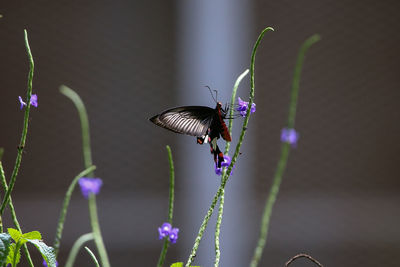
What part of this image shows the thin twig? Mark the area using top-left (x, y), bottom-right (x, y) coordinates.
top-left (65, 233), bottom-right (95, 267)
top-left (285, 253), bottom-right (323, 267)
top-left (85, 246), bottom-right (101, 267)
top-left (59, 85), bottom-right (94, 177)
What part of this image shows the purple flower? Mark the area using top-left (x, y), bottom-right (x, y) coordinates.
top-left (158, 222), bottom-right (172, 239)
top-left (280, 128), bottom-right (299, 147)
top-left (157, 222), bottom-right (179, 244)
top-left (42, 259), bottom-right (58, 267)
top-left (236, 97), bottom-right (256, 117)
top-left (18, 94), bottom-right (38, 109)
top-left (215, 155), bottom-right (235, 176)
top-left (78, 177), bottom-right (103, 198)
top-left (169, 227), bottom-right (179, 244)
top-left (30, 94), bottom-right (38, 107)
top-left (18, 96), bottom-right (26, 109)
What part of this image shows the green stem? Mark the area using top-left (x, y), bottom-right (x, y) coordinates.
top-left (65, 233), bottom-right (94, 267)
top-left (225, 69), bottom-right (250, 154)
top-left (249, 143), bottom-right (289, 267)
top-left (214, 69), bottom-right (249, 267)
top-left (0, 161), bottom-right (34, 267)
top-left (60, 85), bottom-right (109, 265)
top-left (84, 246), bottom-right (100, 267)
top-left (157, 239), bottom-right (170, 267)
top-left (0, 29), bottom-right (35, 215)
top-left (89, 195), bottom-right (110, 267)
top-left (166, 146), bottom-right (175, 224)
top-left (59, 85), bottom-right (94, 176)
top-left (53, 165), bottom-right (97, 256)
top-left (213, 189), bottom-right (224, 267)
top-left (185, 27), bottom-right (274, 267)
top-left (0, 162), bottom-right (5, 233)
top-left (249, 34), bottom-right (320, 267)
top-left (287, 34), bottom-right (321, 128)
top-left (157, 145), bottom-right (175, 267)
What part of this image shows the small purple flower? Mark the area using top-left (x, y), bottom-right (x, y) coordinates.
top-left (18, 94), bottom-right (38, 109)
top-left (42, 259), bottom-right (58, 267)
top-left (158, 222), bottom-right (172, 239)
top-left (236, 97), bottom-right (256, 117)
top-left (157, 222), bottom-right (179, 244)
top-left (30, 94), bottom-right (38, 107)
top-left (280, 128), bottom-right (299, 147)
top-left (169, 227), bottom-right (179, 244)
top-left (78, 177), bottom-right (103, 198)
top-left (18, 96), bottom-right (26, 109)
top-left (215, 155), bottom-right (235, 176)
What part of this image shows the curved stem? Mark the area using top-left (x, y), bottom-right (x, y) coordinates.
top-left (85, 246), bottom-right (100, 267)
top-left (0, 29), bottom-right (35, 215)
top-left (60, 85), bottom-right (109, 266)
top-left (65, 233), bottom-right (94, 267)
top-left (226, 69), bottom-right (250, 151)
top-left (249, 34), bottom-right (320, 267)
top-left (59, 85), bottom-right (94, 176)
top-left (185, 27), bottom-right (274, 267)
top-left (287, 34), bottom-right (321, 128)
top-left (285, 253), bottom-right (323, 267)
top-left (157, 145), bottom-right (175, 267)
top-left (53, 165), bottom-right (97, 256)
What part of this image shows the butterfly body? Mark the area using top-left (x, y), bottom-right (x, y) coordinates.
top-left (150, 102), bottom-right (230, 167)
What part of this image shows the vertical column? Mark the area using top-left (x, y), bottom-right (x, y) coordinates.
top-left (176, 0), bottom-right (254, 266)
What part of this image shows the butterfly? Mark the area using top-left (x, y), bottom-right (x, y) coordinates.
top-left (150, 102), bottom-right (231, 168)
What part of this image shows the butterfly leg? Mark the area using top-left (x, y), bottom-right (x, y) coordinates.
top-left (209, 137), bottom-right (224, 168)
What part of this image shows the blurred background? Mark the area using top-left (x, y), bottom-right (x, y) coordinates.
top-left (0, 0), bottom-right (399, 266)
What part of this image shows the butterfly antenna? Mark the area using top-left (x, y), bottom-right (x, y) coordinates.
top-left (205, 85), bottom-right (218, 104)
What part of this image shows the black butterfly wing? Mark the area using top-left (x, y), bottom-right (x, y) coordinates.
top-left (150, 106), bottom-right (216, 137)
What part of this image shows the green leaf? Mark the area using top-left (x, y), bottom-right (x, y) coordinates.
top-left (0, 233), bottom-right (11, 265)
top-left (22, 231), bottom-right (42, 241)
top-left (7, 228), bottom-right (22, 243)
top-left (6, 243), bottom-right (21, 266)
top-left (27, 239), bottom-right (57, 267)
